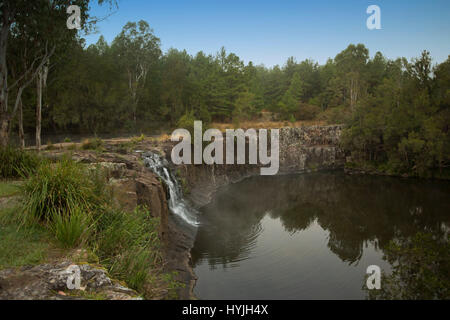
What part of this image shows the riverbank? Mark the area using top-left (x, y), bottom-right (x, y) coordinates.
top-left (2, 124), bottom-right (447, 300)
top-left (344, 161), bottom-right (450, 180)
top-left (0, 141), bottom-right (188, 299)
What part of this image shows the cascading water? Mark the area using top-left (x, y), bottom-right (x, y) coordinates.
top-left (143, 152), bottom-right (198, 227)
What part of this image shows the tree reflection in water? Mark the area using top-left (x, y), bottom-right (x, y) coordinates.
top-left (191, 172), bottom-right (450, 296)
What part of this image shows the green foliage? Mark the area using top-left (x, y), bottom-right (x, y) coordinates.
top-left (342, 52), bottom-right (450, 177)
top-left (296, 103), bottom-right (321, 120)
top-left (177, 109), bottom-right (197, 137)
top-left (94, 206), bottom-right (162, 293)
top-left (20, 157), bottom-right (99, 222)
top-left (232, 91), bottom-right (257, 125)
top-left (131, 133), bottom-right (146, 143)
top-left (367, 233), bottom-right (450, 300)
top-left (0, 147), bottom-right (40, 179)
top-left (3, 153), bottom-right (169, 297)
top-left (0, 206), bottom-right (52, 270)
top-left (49, 207), bottom-right (92, 248)
top-left (0, 181), bottom-right (20, 197)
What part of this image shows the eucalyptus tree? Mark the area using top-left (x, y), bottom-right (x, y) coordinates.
top-left (334, 44), bottom-right (369, 112)
top-left (0, 0), bottom-right (114, 147)
top-left (112, 20), bottom-right (161, 126)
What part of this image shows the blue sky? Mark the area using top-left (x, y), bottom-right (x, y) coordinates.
top-left (84, 0), bottom-right (450, 67)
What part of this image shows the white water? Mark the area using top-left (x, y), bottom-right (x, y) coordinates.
top-left (143, 152), bottom-right (198, 226)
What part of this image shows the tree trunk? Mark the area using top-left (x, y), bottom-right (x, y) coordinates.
top-left (18, 97), bottom-right (25, 149)
top-left (36, 70), bottom-right (42, 151)
top-left (0, 114), bottom-right (10, 147)
top-left (0, 7), bottom-right (11, 148)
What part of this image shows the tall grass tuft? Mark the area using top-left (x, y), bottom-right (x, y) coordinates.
top-left (94, 206), bottom-right (162, 292)
top-left (20, 157), bottom-right (100, 223)
top-left (50, 207), bottom-right (92, 248)
top-left (0, 147), bottom-right (41, 179)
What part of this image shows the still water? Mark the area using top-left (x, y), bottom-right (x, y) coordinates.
top-left (191, 172), bottom-right (450, 299)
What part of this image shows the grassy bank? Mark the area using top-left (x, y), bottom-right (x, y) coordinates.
top-left (0, 147), bottom-right (181, 299)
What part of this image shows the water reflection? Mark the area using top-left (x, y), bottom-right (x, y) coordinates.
top-left (191, 172), bottom-right (450, 299)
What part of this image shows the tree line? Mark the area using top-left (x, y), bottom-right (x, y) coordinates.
top-left (1, 2), bottom-right (449, 177)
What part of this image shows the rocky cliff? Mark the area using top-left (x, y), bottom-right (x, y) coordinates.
top-left (166, 125), bottom-right (345, 207)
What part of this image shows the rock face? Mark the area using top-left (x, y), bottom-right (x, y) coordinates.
top-left (167, 125), bottom-right (345, 207)
top-left (0, 262), bottom-right (141, 300)
top-left (278, 125), bottom-right (344, 173)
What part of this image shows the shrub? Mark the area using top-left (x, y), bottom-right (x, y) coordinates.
top-left (0, 147), bottom-right (41, 179)
top-left (316, 105), bottom-right (351, 124)
top-left (295, 103), bottom-right (321, 120)
top-left (64, 137), bottom-right (72, 143)
top-left (177, 109), bottom-right (196, 138)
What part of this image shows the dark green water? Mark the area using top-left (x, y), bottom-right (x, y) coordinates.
top-left (191, 172), bottom-right (450, 299)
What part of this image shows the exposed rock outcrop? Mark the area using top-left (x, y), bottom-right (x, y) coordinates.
top-left (164, 125), bottom-right (345, 207)
top-left (0, 262), bottom-right (141, 300)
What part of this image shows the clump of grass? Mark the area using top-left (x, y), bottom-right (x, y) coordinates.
top-left (81, 138), bottom-right (103, 151)
top-left (0, 147), bottom-right (41, 179)
top-left (20, 157), bottom-right (99, 223)
top-left (131, 133), bottom-right (146, 144)
top-left (20, 158), bottom-right (110, 249)
top-left (64, 137), bottom-right (72, 143)
top-left (50, 207), bottom-right (92, 248)
top-left (94, 206), bottom-right (162, 293)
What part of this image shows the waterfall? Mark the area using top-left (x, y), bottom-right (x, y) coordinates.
top-left (143, 152), bottom-right (198, 226)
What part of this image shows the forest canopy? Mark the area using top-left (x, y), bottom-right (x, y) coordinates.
top-left (1, 5), bottom-right (449, 178)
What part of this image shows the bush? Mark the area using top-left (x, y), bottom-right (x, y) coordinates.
top-left (0, 147), bottom-right (41, 179)
top-left (295, 103), bottom-right (321, 120)
top-left (316, 105), bottom-right (351, 124)
top-left (288, 114), bottom-right (296, 123)
top-left (20, 157), bottom-right (99, 222)
top-left (177, 109), bottom-right (196, 136)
